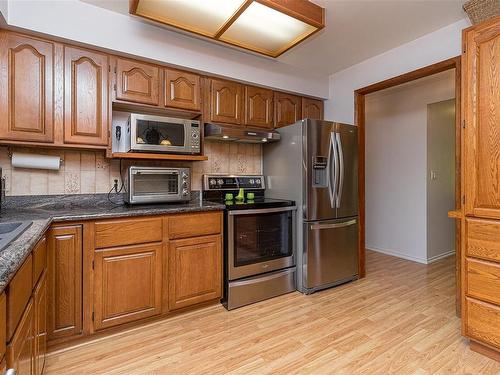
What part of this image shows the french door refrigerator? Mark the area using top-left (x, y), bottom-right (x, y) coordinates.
top-left (263, 119), bottom-right (359, 294)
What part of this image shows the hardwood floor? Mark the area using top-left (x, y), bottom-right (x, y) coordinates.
top-left (45, 251), bottom-right (500, 374)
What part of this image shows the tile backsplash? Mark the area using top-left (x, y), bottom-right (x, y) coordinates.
top-left (0, 142), bottom-right (262, 196)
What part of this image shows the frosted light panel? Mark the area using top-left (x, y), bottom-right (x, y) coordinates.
top-left (220, 2), bottom-right (317, 56)
top-left (135, 0), bottom-right (245, 36)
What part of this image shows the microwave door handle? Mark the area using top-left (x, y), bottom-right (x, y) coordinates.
top-left (335, 132), bottom-right (344, 208)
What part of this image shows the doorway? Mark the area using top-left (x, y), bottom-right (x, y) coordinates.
top-left (355, 57), bottom-right (462, 314)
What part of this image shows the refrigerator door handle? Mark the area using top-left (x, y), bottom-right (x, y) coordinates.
top-left (327, 132), bottom-right (336, 208)
top-left (309, 219), bottom-right (357, 230)
top-left (331, 132), bottom-right (339, 209)
top-left (335, 132), bottom-right (344, 208)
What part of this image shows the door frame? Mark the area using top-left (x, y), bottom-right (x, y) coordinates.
top-left (354, 56), bottom-right (462, 313)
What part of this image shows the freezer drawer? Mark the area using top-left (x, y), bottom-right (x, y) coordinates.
top-left (303, 217), bottom-right (359, 292)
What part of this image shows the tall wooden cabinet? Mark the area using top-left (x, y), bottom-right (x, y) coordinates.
top-left (0, 32), bottom-right (55, 143)
top-left (462, 15), bottom-right (500, 359)
top-left (47, 225), bottom-right (83, 341)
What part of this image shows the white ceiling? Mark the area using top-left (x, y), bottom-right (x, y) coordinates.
top-left (82, 0), bottom-right (467, 76)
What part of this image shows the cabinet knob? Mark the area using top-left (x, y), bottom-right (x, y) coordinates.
top-left (6, 369), bottom-right (17, 375)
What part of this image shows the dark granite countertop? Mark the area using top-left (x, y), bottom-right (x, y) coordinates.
top-left (0, 193), bottom-right (224, 294)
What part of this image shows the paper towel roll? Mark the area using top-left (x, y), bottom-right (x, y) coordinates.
top-left (11, 152), bottom-right (61, 170)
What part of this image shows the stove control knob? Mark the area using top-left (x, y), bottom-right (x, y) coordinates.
top-left (218, 179), bottom-right (224, 185)
top-left (249, 179), bottom-right (255, 184)
top-left (255, 178), bottom-right (261, 185)
top-left (182, 189), bottom-right (189, 196)
top-left (209, 179), bottom-right (216, 185)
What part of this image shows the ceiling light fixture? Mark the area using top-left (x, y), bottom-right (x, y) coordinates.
top-left (130, 0), bottom-right (325, 58)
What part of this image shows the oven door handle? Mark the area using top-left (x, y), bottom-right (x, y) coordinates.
top-left (230, 268), bottom-right (295, 287)
top-left (228, 206), bottom-right (297, 216)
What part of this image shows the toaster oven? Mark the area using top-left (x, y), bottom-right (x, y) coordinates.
top-left (124, 166), bottom-right (190, 204)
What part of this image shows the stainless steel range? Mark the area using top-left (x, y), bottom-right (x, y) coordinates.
top-left (203, 175), bottom-right (296, 310)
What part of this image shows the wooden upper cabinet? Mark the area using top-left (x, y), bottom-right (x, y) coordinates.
top-left (302, 97), bottom-right (324, 120)
top-left (165, 69), bottom-right (201, 111)
top-left (244, 86), bottom-right (274, 129)
top-left (47, 225), bottom-right (82, 341)
top-left (115, 58), bottom-right (159, 106)
top-left (93, 243), bottom-right (163, 330)
top-left (209, 79), bottom-right (243, 125)
top-left (274, 92), bottom-right (302, 128)
top-left (0, 32), bottom-right (54, 143)
top-left (63, 46), bottom-right (109, 146)
top-left (464, 19), bottom-right (500, 219)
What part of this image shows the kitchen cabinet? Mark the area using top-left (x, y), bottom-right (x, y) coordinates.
top-left (47, 225), bottom-right (83, 341)
top-left (0, 31), bottom-right (55, 143)
top-left (165, 69), bottom-right (201, 111)
top-left (463, 18), bottom-right (500, 220)
top-left (461, 17), bottom-right (500, 358)
top-left (274, 92), bottom-right (302, 128)
top-left (244, 86), bottom-right (274, 129)
top-left (0, 292), bottom-right (5, 364)
top-left (208, 79), bottom-right (243, 125)
top-left (6, 255), bottom-right (33, 341)
top-left (168, 235), bottom-right (222, 310)
top-left (93, 243), bottom-right (163, 330)
top-left (115, 58), bottom-right (160, 106)
top-left (33, 272), bottom-right (47, 375)
top-left (302, 97), bottom-right (324, 120)
top-left (63, 46), bottom-right (109, 146)
top-left (6, 299), bottom-right (34, 375)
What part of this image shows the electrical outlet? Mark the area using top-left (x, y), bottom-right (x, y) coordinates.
top-left (113, 179), bottom-right (119, 192)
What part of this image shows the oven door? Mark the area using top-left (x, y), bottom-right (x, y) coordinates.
top-left (130, 114), bottom-right (191, 153)
top-left (228, 206), bottom-right (296, 280)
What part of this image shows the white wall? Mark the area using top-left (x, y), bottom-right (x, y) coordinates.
top-left (365, 71), bottom-right (455, 264)
top-left (325, 19), bottom-right (470, 124)
top-left (0, 0), bottom-right (7, 23)
top-left (427, 99), bottom-right (456, 262)
top-left (3, 0), bottom-right (328, 98)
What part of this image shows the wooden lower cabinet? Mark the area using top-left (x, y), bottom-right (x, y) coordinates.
top-left (0, 357), bottom-right (5, 373)
top-left (0, 293), bottom-right (5, 362)
top-left (34, 272), bottom-right (47, 375)
top-left (168, 235), bottom-right (222, 310)
top-left (93, 243), bottom-right (163, 330)
top-left (47, 225), bottom-right (83, 341)
top-left (7, 299), bottom-right (34, 375)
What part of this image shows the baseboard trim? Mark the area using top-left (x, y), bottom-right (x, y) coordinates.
top-left (367, 246), bottom-right (428, 264)
top-left (367, 246), bottom-right (455, 265)
top-left (427, 250), bottom-right (455, 264)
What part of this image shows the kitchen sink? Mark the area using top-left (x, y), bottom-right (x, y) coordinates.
top-left (0, 221), bottom-right (33, 251)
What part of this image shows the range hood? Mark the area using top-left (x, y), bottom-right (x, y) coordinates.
top-left (204, 123), bottom-right (281, 143)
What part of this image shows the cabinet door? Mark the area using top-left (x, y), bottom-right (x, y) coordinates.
top-left (274, 92), bottom-right (302, 128)
top-left (164, 69), bottom-right (201, 111)
top-left (33, 272), bottom-right (47, 375)
top-left (0, 31), bottom-right (54, 142)
top-left (93, 243), bottom-right (163, 330)
top-left (47, 225), bottom-right (82, 341)
top-left (63, 46), bottom-right (109, 146)
top-left (115, 58), bottom-right (159, 106)
top-left (6, 299), bottom-right (34, 375)
top-left (464, 19), bottom-right (500, 219)
top-left (302, 97), bottom-right (324, 120)
top-left (169, 235), bottom-right (222, 310)
top-left (209, 79), bottom-right (243, 125)
top-left (244, 86), bottom-right (274, 129)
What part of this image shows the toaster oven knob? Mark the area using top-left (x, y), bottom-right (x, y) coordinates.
top-left (182, 172), bottom-right (188, 180)
top-left (182, 181), bottom-right (188, 188)
top-left (182, 189), bottom-right (189, 196)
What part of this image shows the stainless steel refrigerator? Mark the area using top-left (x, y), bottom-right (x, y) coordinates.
top-left (263, 119), bottom-right (359, 294)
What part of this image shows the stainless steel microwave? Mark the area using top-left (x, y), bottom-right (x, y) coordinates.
top-left (113, 113), bottom-right (200, 154)
top-left (124, 166), bottom-right (191, 204)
